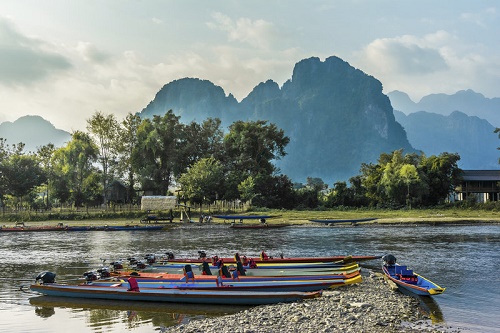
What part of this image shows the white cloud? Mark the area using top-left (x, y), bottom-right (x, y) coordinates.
top-left (0, 17), bottom-right (72, 85)
top-left (356, 30), bottom-right (500, 101)
top-left (207, 12), bottom-right (276, 49)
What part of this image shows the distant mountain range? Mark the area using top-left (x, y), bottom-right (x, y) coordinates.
top-left (1, 55), bottom-right (499, 183)
top-left (388, 89), bottom-right (500, 127)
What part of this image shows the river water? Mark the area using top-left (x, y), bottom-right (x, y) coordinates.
top-left (0, 223), bottom-right (499, 333)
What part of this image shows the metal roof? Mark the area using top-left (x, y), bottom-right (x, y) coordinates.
top-left (461, 170), bottom-right (500, 181)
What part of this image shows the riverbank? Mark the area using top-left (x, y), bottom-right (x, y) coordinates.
top-left (162, 270), bottom-right (461, 333)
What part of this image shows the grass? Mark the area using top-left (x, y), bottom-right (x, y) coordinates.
top-left (1, 206), bottom-right (499, 227)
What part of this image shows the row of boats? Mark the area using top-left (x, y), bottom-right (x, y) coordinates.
top-left (28, 252), bottom-right (445, 306)
top-left (1, 223), bottom-right (165, 232)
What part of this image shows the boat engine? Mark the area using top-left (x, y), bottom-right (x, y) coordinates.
top-left (83, 270), bottom-right (98, 281)
top-left (145, 254), bottom-right (156, 264)
top-left (35, 271), bottom-right (56, 284)
top-left (382, 254), bottom-right (397, 265)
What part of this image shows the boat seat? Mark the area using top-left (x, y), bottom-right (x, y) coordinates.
top-left (394, 266), bottom-right (406, 274)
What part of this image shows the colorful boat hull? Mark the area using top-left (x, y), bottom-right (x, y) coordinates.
top-left (30, 284), bottom-right (322, 305)
top-left (382, 264), bottom-right (445, 296)
top-left (86, 274), bottom-right (362, 292)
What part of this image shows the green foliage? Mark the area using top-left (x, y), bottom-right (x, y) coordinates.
top-left (178, 157), bottom-right (224, 205)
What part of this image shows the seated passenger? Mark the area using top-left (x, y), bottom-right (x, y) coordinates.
top-left (127, 277), bottom-right (140, 292)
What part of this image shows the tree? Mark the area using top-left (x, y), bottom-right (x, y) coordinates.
top-left (178, 157), bottom-right (224, 207)
top-left (87, 111), bottom-right (120, 207)
top-left (134, 111), bottom-right (183, 195)
top-left (418, 153), bottom-right (461, 205)
top-left (36, 143), bottom-right (55, 208)
top-left (238, 176), bottom-right (256, 204)
top-left (2, 152), bottom-right (46, 209)
top-left (116, 113), bottom-right (142, 203)
top-left (224, 120), bottom-right (289, 177)
top-left (223, 120), bottom-right (289, 200)
top-left (400, 164), bottom-right (420, 208)
top-left (52, 131), bottom-right (100, 207)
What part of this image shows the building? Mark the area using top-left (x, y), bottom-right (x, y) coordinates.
top-left (455, 170), bottom-right (500, 202)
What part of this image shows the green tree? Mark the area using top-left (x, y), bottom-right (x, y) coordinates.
top-left (418, 153), bottom-right (461, 205)
top-left (2, 151), bottom-right (46, 209)
top-left (116, 113), bottom-right (142, 203)
top-left (134, 111), bottom-right (183, 195)
top-left (36, 143), bottom-right (56, 208)
top-left (178, 157), bottom-right (224, 206)
top-left (223, 120), bottom-right (289, 202)
top-left (52, 131), bottom-right (100, 207)
top-left (238, 176), bottom-right (256, 204)
top-left (224, 120), bottom-right (289, 177)
top-left (400, 164), bottom-right (420, 208)
top-left (87, 111), bottom-right (120, 207)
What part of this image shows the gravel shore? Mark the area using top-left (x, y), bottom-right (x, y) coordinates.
top-left (162, 270), bottom-right (462, 333)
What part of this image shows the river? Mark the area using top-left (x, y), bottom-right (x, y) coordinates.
top-left (0, 223), bottom-right (499, 333)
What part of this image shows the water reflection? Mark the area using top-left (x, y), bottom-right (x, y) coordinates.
top-left (1, 225), bottom-right (498, 332)
top-left (29, 296), bottom-right (250, 328)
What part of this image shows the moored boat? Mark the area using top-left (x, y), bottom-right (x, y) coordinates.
top-left (309, 218), bottom-right (377, 224)
top-left (86, 274), bottom-right (362, 292)
top-left (29, 283), bottom-right (322, 305)
top-left (160, 253), bottom-right (380, 264)
top-left (381, 254), bottom-right (445, 296)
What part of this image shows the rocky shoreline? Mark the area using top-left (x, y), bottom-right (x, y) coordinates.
top-left (162, 270), bottom-right (462, 333)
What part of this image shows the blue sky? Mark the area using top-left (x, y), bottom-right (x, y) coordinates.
top-left (0, 1), bottom-right (498, 131)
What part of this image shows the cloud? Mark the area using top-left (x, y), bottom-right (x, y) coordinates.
top-left (207, 12), bottom-right (276, 49)
top-left (75, 42), bottom-right (110, 63)
top-left (360, 32), bottom-right (449, 76)
top-left (0, 17), bottom-right (72, 85)
top-left (355, 30), bottom-right (500, 101)
top-left (460, 7), bottom-right (497, 28)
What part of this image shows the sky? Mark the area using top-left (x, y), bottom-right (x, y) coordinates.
top-left (0, 0), bottom-right (499, 132)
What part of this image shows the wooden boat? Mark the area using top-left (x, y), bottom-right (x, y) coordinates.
top-left (229, 223), bottom-right (290, 229)
top-left (162, 254), bottom-right (380, 264)
top-left (0, 224), bottom-right (164, 232)
top-left (119, 262), bottom-right (361, 277)
top-left (30, 283), bottom-right (322, 305)
top-left (381, 254), bottom-right (445, 296)
top-left (213, 215), bottom-right (274, 222)
top-left (309, 218), bottom-right (377, 224)
top-left (86, 274), bottom-right (362, 292)
top-left (0, 223), bottom-right (67, 232)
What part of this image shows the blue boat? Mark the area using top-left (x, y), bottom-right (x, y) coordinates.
top-left (381, 254), bottom-right (445, 296)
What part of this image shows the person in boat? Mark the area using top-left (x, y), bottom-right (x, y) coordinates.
top-left (248, 258), bottom-right (257, 268)
top-left (127, 277), bottom-right (140, 292)
top-left (230, 266), bottom-right (240, 281)
top-left (234, 252), bottom-right (241, 262)
top-left (216, 269), bottom-right (224, 287)
top-left (183, 265), bottom-right (195, 282)
top-left (260, 250), bottom-right (273, 260)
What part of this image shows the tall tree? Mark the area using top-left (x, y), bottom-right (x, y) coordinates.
top-left (223, 120), bottom-right (289, 201)
top-left (134, 111), bottom-right (183, 195)
top-left (87, 111), bottom-right (120, 207)
top-left (116, 113), bottom-right (142, 203)
top-left (36, 143), bottom-right (56, 208)
top-left (52, 131), bottom-right (99, 207)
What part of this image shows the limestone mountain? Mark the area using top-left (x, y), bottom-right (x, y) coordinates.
top-left (388, 90), bottom-right (500, 127)
top-left (394, 110), bottom-right (498, 170)
top-left (140, 56), bottom-right (415, 183)
top-left (0, 115), bottom-right (71, 153)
